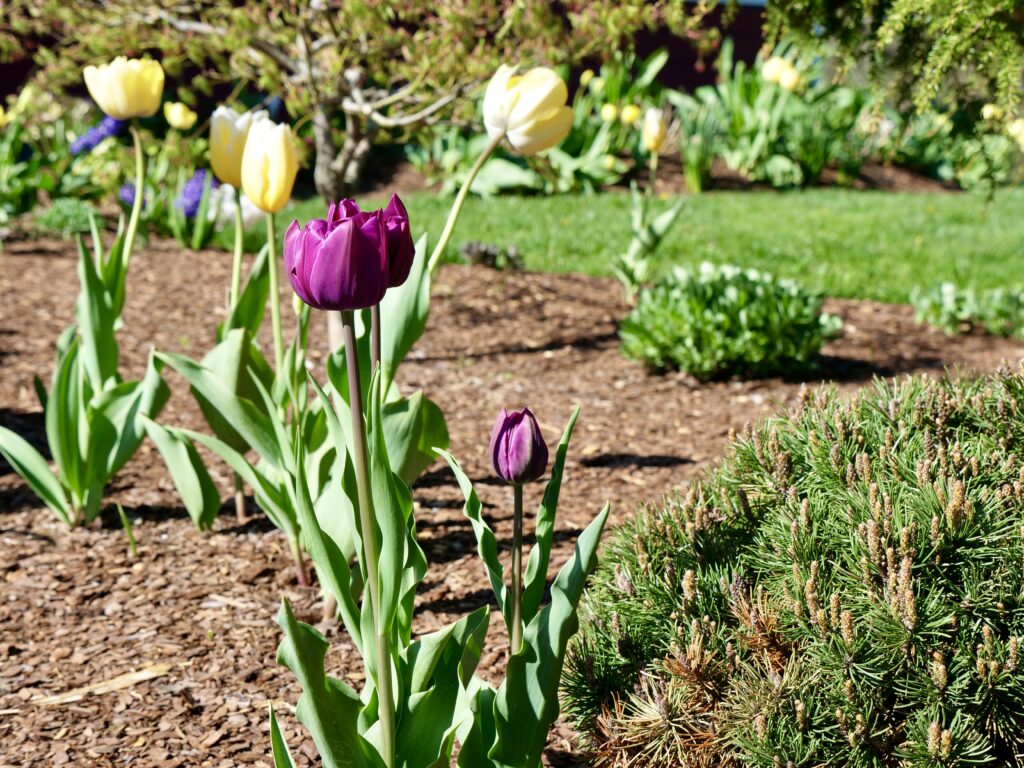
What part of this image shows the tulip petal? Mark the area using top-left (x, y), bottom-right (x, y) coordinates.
top-left (507, 106), bottom-right (573, 155)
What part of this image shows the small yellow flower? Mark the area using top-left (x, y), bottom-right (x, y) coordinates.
top-left (590, 76), bottom-right (606, 93)
top-left (620, 104), bottom-right (642, 126)
top-left (600, 103), bottom-right (619, 123)
top-left (1008, 118), bottom-right (1024, 150)
top-left (778, 64), bottom-right (802, 93)
top-left (580, 69), bottom-right (595, 88)
top-left (241, 119), bottom-right (299, 214)
top-left (164, 101), bottom-right (198, 131)
top-left (83, 57), bottom-right (164, 120)
top-left (761, 56), bottom-right (787, 85)
top-left (602, 154), bottom-right (617, 170)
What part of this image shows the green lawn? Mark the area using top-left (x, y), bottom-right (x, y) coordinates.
top-left (234, 187), bottom-right (1024, 304)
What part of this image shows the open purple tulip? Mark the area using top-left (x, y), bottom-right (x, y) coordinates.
top-left (489, 407), bottom-right (549, 485)
top-left (284, 205), bottom-right (388, 311)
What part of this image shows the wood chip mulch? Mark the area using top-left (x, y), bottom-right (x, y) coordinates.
top-left (1, 234), bottom-right (1022, 766)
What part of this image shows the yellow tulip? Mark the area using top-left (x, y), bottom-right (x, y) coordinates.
top-left (761, 56), bottom-right (787, 85)
top-left (642, 107), bottom-right (669, 154)
top-left (240, 119), bottom-right (299, 214)
top-left (580, 69), bottom-right (595, 88)
top-left (83, 57), bottom-right (164, 120)
top-left (600, 103), bottom-right (619, 123)
top-left (163, 101), bottom-right (197, 131)
top-left (620, 104), bottom-right (642, 126)
top-left (210, 106), bottom-right (268, 188)
top-left (981, 103), bottom-right (1004, 123)
top-left (482, 65), bottom-right (573, 155)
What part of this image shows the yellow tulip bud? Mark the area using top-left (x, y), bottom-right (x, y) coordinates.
top-left (642, 107), bottom-right (669, 154)
top-left (163, 101), bottom-right (198, 131)
top-left (620, 104), bottom-right (642, 126)
top-left (591, 77), bottom-right (606, 93)
top-left (210, 106), bottom-right (268, 189)
top-left (602, 154), bottom-right (617, 171)
top-left (83, 57), bottom-right (164, 120)
top-left (240, 119), bottom-right (299, 214)
top-left (600, 103), bottom-right (619, 123)
top-left (778, 65), bottom-right (802, 93)
top-left (580, 69), bottom-right (595, 88)
top-left (483, 64), bottom-right (573, 155)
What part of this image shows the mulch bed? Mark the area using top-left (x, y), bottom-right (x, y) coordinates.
top-left (1, 234), bottom-right (1023, 767)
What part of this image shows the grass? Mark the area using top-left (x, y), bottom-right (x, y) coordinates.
top-left (220, 187), bottom-right (1024, 304)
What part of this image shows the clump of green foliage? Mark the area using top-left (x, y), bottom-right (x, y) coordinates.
top-left (912, 282), bottom-right (1024, 339)
top-left (565, 368), bottom-right (1024, 767)
top-left (619, 262), bottom-right (841, 380)
top-left (34, 197), bottom-right (97, 236)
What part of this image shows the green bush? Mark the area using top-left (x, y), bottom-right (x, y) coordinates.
top-left (912, 282), bottom-right (1024, 338)
top-left (564, 369), bottom-right (1024, 767)
top-left (34, 198), bottom-right (98, 236)
top-left (619, 262), bottom-right (841, 380)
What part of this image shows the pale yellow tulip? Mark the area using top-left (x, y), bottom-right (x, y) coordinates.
top-left (761, 56), bottom-right (787, 85)
top-left (483, 65), bottom-right (574, 155)
top-left (600, 103), bottom-right (619, 123)
top-left (620, 104), bottom-right (642, 126)
top-left (83, 57), bottom-right (164, 120)
top-left (240, 119), bottom-right (299, 214)
top-left (210, 106), bottom-right (268, 188)
top-left (642, 107), bottom-right (669, 154)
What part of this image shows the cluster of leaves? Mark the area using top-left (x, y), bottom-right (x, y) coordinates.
top-left (766, 0), bottom-right (1024, 115)
top-left (912, 282), bottom-right (1024, 339)
top-left (565, 368), bottom-right (1024, 767)
top-left (619, 262), bottom-right (841, 380)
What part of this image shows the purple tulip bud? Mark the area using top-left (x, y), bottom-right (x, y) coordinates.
top-left (382, 193), bottom-right (414, 288)
top-left (285, 206), bottom-right (389, 311)
top-left (489, 407), bottom-right (549, 485)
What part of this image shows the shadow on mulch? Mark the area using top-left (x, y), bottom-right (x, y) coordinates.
top-left (581, 452), bottom-right (691, 469)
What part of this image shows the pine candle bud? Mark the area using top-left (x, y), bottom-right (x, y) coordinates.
top-left (931, 651), bottom-right (948, 690)
top-left (489, 407), bottom-right (549, 485)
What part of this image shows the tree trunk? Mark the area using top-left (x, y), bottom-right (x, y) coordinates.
top-left (311, 107), bottom-right (375, 204)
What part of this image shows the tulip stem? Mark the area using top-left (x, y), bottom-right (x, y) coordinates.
top-left (648, 152), bottom-right (659, 196)
top-left (427, 132), bottom-right (504, 274)
top-left (341, 309), bottom-right (395, 768)
top-left (370, 303), bottom-right (382, 376)
top-left (234, 472), bottom-right (247, 525)
top-left (511, 483), bottom-right (524, 655)
top-left (122, 125), bottom-right (146, 271)
top-left (266, 213), bottom-right (285, 374)
top-left (229, 187), bottom-right (244, 309)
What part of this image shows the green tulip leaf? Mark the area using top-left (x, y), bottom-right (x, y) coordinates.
top-left (0, 425), bottom-right (70, 522)
top-left (141, 416), bottom-right (220, 531)
top-left (219, 244), bottom-right (270, 339)
top-left (275, 599), bottom-right (385, 768)
top-left (382, 390), bottom-right (449, 485)
top-left (380, 233), bottom-right (430, 391)
top-left (489, 504), bottom-right (609, 768)
top-left (45, 339), bottom-right (84, 503)
top-left (269, 706), bottom-right (297, 768)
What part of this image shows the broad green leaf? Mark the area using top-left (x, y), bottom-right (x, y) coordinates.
top-left (275, 599), bottom-right (385, 768)
top-left (291, 437), bottom-right (363, 654)
top-left (157, 348), bottom-right (281, 464)
top-left (75, 234), bottom-right (119, 390)
top-left (455, 683), bottom-right (497, 768)
top-left (195, 328), bottom-right (274, 453)
top-left (219, 244), bottom-right (270, 339)
top-left (379, 233), bottom-right (429, 391)
top-left (0, 425), bottom-right (70, 522)
top-left (190, 173), bottom-right (214, 251)
top-left (489, 505), bottom-right (609, 768)
top-left (382, 391), bottom-right (449, 485)
top-left (45, 339), bottom-right (84, 501)
top-left (395, 606), bottom-right (490, 768)
top-left (269, 706), bottom-right (297, 768)
top-left (141, 416), bottom-right (220, 530)
top-left (521, 406), bottom-right (579, 624)
top-left (438, 450), bottom-right (508, 627)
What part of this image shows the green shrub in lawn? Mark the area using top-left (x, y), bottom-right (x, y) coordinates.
top-left (619, 262), bottom-right (841, 380)
top-left (564, 369), bottom-right (1024, 768)
top-left (912, 282), bottom-right (1024, 339)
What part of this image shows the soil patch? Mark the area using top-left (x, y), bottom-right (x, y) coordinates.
top-left (1, 236), bottom-right (1022, 766)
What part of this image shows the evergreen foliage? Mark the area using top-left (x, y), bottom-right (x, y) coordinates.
top-left (566, 368), bottom-right (1024, 767)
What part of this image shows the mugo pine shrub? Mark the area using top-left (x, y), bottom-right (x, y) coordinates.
top-left (619, 262), bottom-right (841, 380)
top-left (564, 368), bottom-right (1024, 767)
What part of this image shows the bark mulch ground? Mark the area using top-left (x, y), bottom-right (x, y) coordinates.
top-left (1, 234), bottom-right (1022, 767)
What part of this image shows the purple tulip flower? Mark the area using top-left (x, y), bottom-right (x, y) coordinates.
top-left (489, 407), bottom-right (549, 485)
top-left (284, 202), bottom-right (389, 311)
top-left (381, 193), bottom-right (414, 288)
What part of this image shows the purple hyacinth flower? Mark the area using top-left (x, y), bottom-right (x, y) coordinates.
top-left (284, 205), bottom-right (389, 311)
top-left (489, 407), bottom-right (549, 485)
top-left (176, 169), bottom-right (218, 219)
top-left (118, 182), bottom-right (137, 207)
top-left (70, 116), bottom-right (125, 156)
